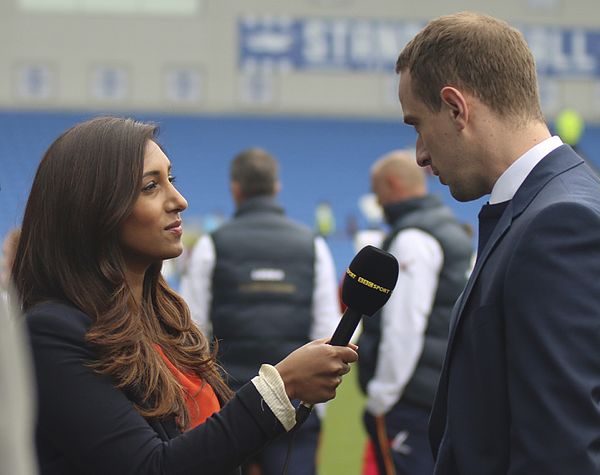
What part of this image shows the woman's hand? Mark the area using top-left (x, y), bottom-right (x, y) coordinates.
top-left (274, 338), bottom-right (358, 404)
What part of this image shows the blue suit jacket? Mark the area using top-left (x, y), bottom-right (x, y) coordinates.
top-left (429, 145), bottom-right (600, 474)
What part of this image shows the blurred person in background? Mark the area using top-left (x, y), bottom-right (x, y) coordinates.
top-left (358, 150), bottom-right (472, 475)
top-left (180, 148), bottom-right (341, 475)
top-left (315, 200), bottom-right (336, 238)
top-left (13, 117), bottom-right (357, 475)
top-left (0, 288), bottom-right (37, 475)
top-left (554, 107), bottom-right (600, 175)
top-left (1, 227), bottom-right (21, 294)
top-left (397, 12), bottom-right (600, 473)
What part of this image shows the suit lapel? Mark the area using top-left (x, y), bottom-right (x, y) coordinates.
top-left (446, 204), bottom-right (513, 344)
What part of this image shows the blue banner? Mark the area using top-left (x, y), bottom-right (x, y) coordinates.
top-left (239, 16), bottom-right (600, 78)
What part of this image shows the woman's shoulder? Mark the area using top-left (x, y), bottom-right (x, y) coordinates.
top-left (25, 300), bottom-right (92, 339)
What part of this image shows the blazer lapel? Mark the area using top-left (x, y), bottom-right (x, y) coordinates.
top-left (447, 205), bottom-right (513, 341)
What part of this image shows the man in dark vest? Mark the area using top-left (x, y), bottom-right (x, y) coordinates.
top-left (180, 148), bottom-right (340, 475)
top-left (358, 149), bottom-right (473, 475)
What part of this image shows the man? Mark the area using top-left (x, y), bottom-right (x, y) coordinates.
top-left (180, 148), bottom-right (340, 475)
top-left (358, 150), bottom-right (472, 475)
top-left (396, 12), bottom-right (600, 474)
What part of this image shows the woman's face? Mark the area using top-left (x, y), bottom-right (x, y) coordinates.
top-left (119, 141), bottom-right (188, 273)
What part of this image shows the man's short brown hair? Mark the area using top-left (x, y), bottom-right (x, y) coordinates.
top-left (230, 148), bottom-right (278, 198)
top-left (396, 12), bottom-right (544, 123)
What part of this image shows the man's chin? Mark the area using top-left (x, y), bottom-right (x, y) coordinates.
top-left (449, 185), bottom-right (484, 203)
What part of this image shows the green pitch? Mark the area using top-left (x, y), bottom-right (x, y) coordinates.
top-left (318, 367), bottom-right (367, 475)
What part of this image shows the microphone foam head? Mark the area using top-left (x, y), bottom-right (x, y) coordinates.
top-left (341, 245), bottom-right (399, 316)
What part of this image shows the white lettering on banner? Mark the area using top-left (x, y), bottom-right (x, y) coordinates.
top-left (572, 31), bottom-right (595, 72)
top-left (331, 20), bottom-right (348, 64)
top-left (240, 16), bottom-right (600, 77)
top-left (301, 19), bottom-right (423, 70)
top-left (303, 20), bottom-right (328, 64)
top-left (521, 26), bottom-right (597, 76)
top-left (349, 21), bottom-right (372, 65)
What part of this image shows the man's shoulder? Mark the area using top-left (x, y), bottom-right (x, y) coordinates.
top-left (218, 212), bottom-right (314, 237)
top-left (529, 170), bottom-right (600, 217)
top-left (280, 216), bottom-right (314, 235)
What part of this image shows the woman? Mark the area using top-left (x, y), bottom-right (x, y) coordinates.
top-left (12, 117), bottom-right (356, 474)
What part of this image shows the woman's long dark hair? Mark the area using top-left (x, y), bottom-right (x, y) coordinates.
top-left (13, 116), bottom-right (232, 428)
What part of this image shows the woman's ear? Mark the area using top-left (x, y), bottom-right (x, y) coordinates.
top-left (440, 86), bottom-right (468, 130)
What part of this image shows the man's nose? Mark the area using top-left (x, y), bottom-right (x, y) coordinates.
top-left (415, 136), bottom-right (430, 167)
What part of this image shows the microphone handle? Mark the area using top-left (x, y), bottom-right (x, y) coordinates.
top-left (329, 307), bottom-right (364, 346)
top-left (295, 308), bottom-right (365, 427)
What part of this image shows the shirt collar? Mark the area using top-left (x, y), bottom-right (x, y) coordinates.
top-left (489, 135), bottom-right (563, 204)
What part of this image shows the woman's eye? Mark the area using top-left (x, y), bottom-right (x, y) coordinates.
top-left (142, 181), bottom-right (157, 192)
top-left (168, 175), bottom-right (176, 184)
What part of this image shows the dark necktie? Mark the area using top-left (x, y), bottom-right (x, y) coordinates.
top-left (477, 201), bottom-right (510, 258)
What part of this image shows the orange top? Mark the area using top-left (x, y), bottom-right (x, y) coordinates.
top-left (154, 345), bottom-right (221, 430)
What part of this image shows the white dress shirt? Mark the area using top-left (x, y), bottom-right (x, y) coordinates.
top-left (489, 136), bottom-right (563, 204)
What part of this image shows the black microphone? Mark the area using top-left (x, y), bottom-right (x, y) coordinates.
top-left (295, 245), bottom-right (399, 426)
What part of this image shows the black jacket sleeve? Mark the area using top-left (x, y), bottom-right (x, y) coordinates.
top-left (26, 301), bottom-right (285, 475)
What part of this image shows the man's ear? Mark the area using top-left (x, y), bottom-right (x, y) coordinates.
top-left (440, 86), bottom-right (468, 130)
top-left (230, 181), bottom-right (243, 204)
top-left (386, 173), bottom-right (400, 191)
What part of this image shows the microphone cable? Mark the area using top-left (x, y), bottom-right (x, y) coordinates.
top-left (281, 403), bottom-right (312, 475)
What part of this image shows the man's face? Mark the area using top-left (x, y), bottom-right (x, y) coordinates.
top-left (398, 70), bottom-right (483, 202)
